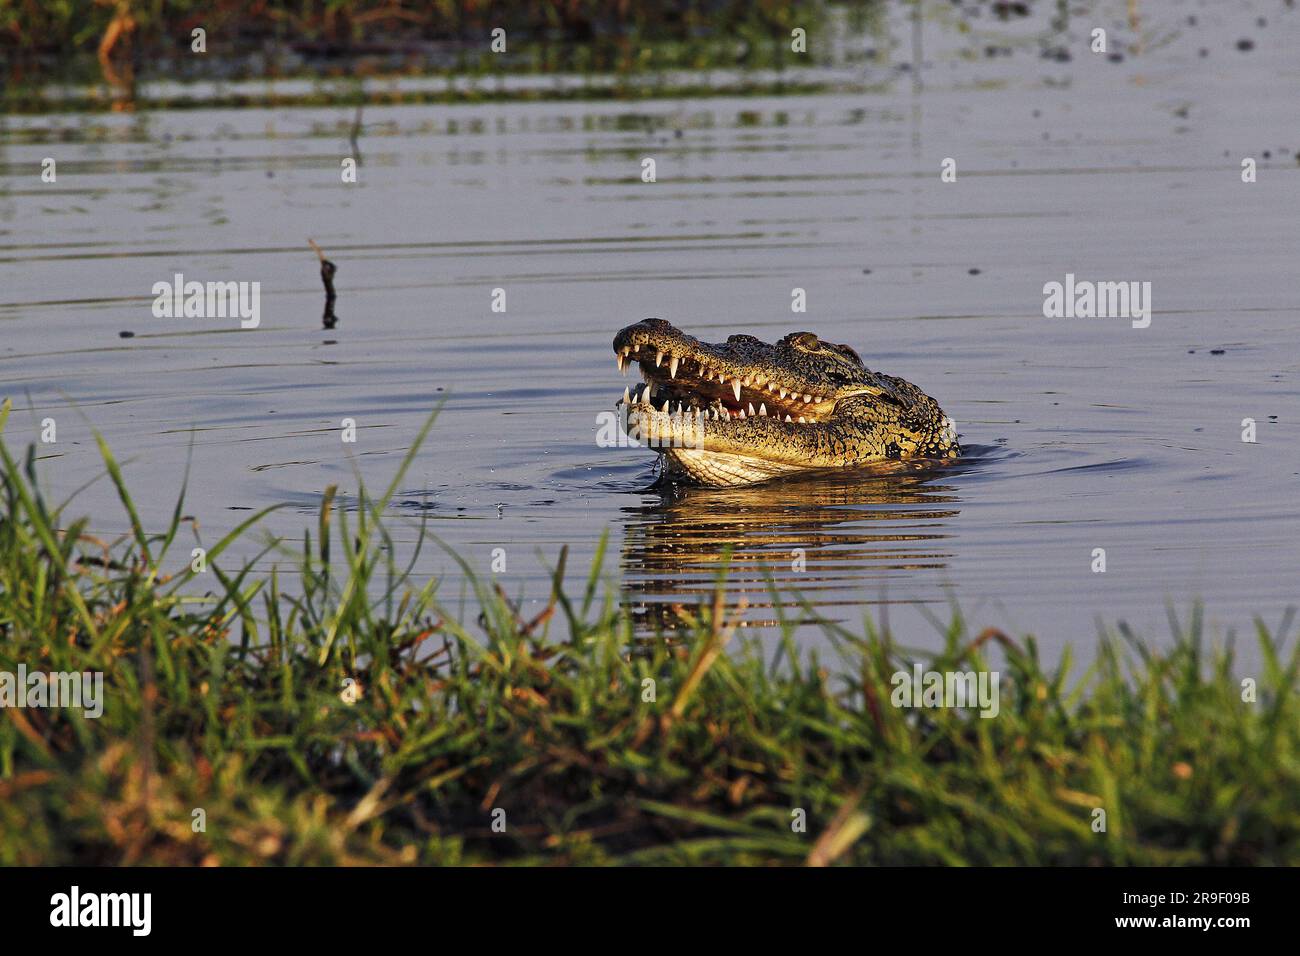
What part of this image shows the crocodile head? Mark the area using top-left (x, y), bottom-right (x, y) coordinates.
top-left (612, 318), bottom-right (959, 487)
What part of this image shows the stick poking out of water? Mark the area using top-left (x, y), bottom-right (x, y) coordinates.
top-left (308, 239), bottom-right (339, 330)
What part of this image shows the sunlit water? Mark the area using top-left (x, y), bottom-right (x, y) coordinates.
top-left (1, 0), bottom-right (1296, 663)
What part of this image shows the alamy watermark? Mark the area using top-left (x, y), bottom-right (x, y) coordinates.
top-left (0, 666), bottom-right (103, 718)
top-left (151, 272), bottom-right (260, 328)
top-left (1042, 273), bottom-right (1151, 328)
top-left (50, 886), bottom-right (150, 936)
top-left (891, 664), bottom-right (1000, 718)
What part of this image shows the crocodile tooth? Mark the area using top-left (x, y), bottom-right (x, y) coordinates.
top-left (661, 399), bottom-right (670, 413)
top-left (732, 379), bottom-right (742, 402)
top-left (803, 394), bottom-right (813, 403)
top-left (759, 403), bottom-right (767, 416)
top-left (742, 376), bottom-right (751, 387)
top-left (784, 415), bottom-right (792, 423)
top-left (779, 388), bottom-right (788, 399)
top-left (669, 355), bottom-right (680, 379)
top-left (616, 355), bottom-right (626, 373)
top-left (622, 387), bottom-right (630, 404)
top-left (738, 409), bottom-right (746, 419)
top-left (747, 403), bottom-right (756, 415)
top-left (798, 416), bottom-right (807, 423)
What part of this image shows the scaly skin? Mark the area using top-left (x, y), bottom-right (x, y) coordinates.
top-left (612, 318), bottom-right (959, 486)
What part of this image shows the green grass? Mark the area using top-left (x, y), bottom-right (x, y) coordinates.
top-left (0, 401), bottom-right (1297, 865)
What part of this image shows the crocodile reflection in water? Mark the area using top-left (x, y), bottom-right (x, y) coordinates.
top-left (617, 463), bottom-right (963, 637)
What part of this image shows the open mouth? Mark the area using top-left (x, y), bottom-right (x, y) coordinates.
top-left (613, 340), bottom-right (835, 424)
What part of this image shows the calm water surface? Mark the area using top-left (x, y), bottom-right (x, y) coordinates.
top-left (1, 1), bottom-right (1297, 661)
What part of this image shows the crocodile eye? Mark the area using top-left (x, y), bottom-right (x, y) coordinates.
top-left (787, 332), bottom-right (819, 350)
top-left (829, 342), bottom-right (862, 366)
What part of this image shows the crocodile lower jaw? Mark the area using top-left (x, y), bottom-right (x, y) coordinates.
top-left (662, 448), bottom-right (805, 486)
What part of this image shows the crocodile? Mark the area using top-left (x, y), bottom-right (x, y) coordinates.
top-left (612, 318), bottom-right (959, 487)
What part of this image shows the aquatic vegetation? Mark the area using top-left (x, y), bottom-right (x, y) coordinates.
top-left (0, 402), bottom-right (1296, 865)
top-left (0, 0), bottom-right (856, 97)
